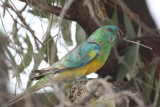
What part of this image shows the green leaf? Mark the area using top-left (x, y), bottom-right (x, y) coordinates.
top-left (141, 66), bottom-right (156, 103)
top-left (29, 9), bottom-right (50, 18)
top-left (25, 34), bottom-right (33, 54)
top-left (46, 0), bottom-right (53, 4)
top-left (124, 12), bottom-right (135, 39)
top-left (6, 47), bottom-right (16, 65)
top-left (27, 46), bottom-right (46, 88)
top-left (33, 47), bottom-right (46, 71)
top-left (103, 9), bottom-right (118, 25)
top-left (60, 0), bottom-right (65, 7)
top-left (45, 35), bottom-right (58, 65)
top-left (16, 35), bottom-right (33, 74)
top-left (117, 44), bottom-right (139, 80)
top-left (76, 24), bottom-right (86, 45)
top-left (154, 79), bottom-right (160, 106)
top-left (0, 30), bottom-right (6, 37)
top-left (2, 6), bottom-right (6, 17)
top-left (18, 54), bottom-right (32, 72)
top-left (111, 9), bottom-right (118, 24)
top-left (0, 31), bottom-right (9, 45)
top-left (117, 13), bottom-right (140, 80)
top-left (61, 19), bottom-right (73, 46)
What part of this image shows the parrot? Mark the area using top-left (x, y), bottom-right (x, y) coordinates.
top-left (0, 25), bottom-right (120, 107)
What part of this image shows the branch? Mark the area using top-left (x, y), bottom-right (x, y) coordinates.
top-left (116, 0), bottom-right (156, 34)
top-left (19, 0), bottom-right (76, 21)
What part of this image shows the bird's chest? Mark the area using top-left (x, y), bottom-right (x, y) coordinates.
top-left (74, 59), bottom-right (103, 76)
top-left (85, 59), bottom-right (103, 75)
top-left (84, 51), bottom-right (109, 74)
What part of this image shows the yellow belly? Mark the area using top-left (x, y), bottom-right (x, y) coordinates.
top-left (52, 60), bottom-right (103, 82)
top-left (74, 59), bottom-right (102, 76)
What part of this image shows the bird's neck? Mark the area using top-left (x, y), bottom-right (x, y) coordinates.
top-left (88, 36), bottom-right (112, 63)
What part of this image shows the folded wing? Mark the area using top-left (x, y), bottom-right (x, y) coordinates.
top-left (32, 42), bottom-right (100, 80)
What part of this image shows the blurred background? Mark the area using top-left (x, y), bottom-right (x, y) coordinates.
top-left (0, 0), bottom-right (160, 106)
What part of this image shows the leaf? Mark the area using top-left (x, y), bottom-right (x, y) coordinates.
top-left (117, 13), bottom-right (140, 80)
top-left (45, 35), bottom-right (58, 65)
top-left (141, 66), bottom-right (156, 103)
top-left (0, 31), bottom-right (9, 45)
top-left (27, 46), bottom-right (46, 88)
top-left (12, 35), bottom-right (33, 86)
top-left (124, 12), bottom-right (135, 39)
top-left (153, 78), bottom-right (160, 106)
top-left (76, 24), bottom-right (86, 45)
top-left (46, 0), bottom-right (53, 4)
top-left (61, 19), bottom-right (73, 46)
top-left (29, 9), bottom-right (50, 18)
top-left (111, 9), bottom-right (118, 24)
top-left (33, 47), bottom-right (46, 71)
top-left (59, 0), bottom-right (65, 7)
top-left (25, 34), bottom-right (33, 55)
top-left (117, 44), bottom-right (139, 80)
top-left (6, 47), bottom-right (16, 65)
top-left (0, 31), bottom-right (5, 37)
top-left (17, 35), bottom-right (33, 74)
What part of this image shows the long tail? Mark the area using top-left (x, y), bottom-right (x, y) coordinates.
top-left (0, 76), bottom-right (49, 107)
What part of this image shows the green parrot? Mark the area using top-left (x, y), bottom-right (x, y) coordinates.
top-left (1, 25), bottom-right (120, 107)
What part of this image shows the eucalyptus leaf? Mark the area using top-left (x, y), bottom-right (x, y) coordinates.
top-left (61, 20), bottom-right (73, 46)
top-left (6, 47), bottom-right (16, 65)
top-left (33, 47), bottom-right (46, 71)
top-left (117, 44), bottom-right (139, 80)
top-left (0, 31), bottom-right (9, 45)
top-left (29, 9), bottom-right (50, 18)
top-left (46, 0), bottom-right (53, 4)
top-left (124, 12), bottom-right (135, 39)
top-left (142, 66), bottom-right (156, 103)
top-left (154, 79), bottom-right (160, 106)
top-left (76, 24), bottom-right (86, 45)
top-left (17, 35), bottom-right (33, 74)
top-left (45, 35), bottom-right (58, 65)
top-left (0, 31), bottom-right (6, 37)
top-left (25, 34), bottom-right (33, 54)
top-left (103, 9), bottom-right (118, 25)
top-left (3, 7), bottom-right (6, 17)
top-left (27, 46), bottom-right (46, 88)
top-left (60, 0), bottom-right (65, 7)
top-left (117, 13), bottom-right (140, 80)
top-left (111, 9), bottom-right (118, 24)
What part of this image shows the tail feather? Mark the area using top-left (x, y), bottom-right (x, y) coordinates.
top-left (31, 69), bottom-right (53, 80)
top-left (1, 91), bottom-right (29, 107)
top-left (31, 70), bottom-right (49, 80)
top-left (0, 77), bottom-right (48, 107)
top-left (31, 67), bottom-right (65, 80)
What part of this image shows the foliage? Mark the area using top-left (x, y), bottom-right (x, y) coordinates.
top-left (0, 0), bottom-right (159, 106)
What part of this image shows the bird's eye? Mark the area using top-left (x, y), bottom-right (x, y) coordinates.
top-left (107, 28), bottom-right (113, 32)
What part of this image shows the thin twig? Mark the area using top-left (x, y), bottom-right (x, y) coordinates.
top-left (83, 0), bottom-right (102, 27)
top-left (2, 1), bottom-right (43, 47)
top-left (123, 38), bottom-right (153, 50)
top-left (114, 91), bottom-right (145, 107)
top-left (19, 0), bottom-right (75, 20)
top-left (116, 0), bottom-right (155, 34)
top-left (58, 0), bottom-right (75, 26)
top-left (46, 14), bottom-right (54, 64)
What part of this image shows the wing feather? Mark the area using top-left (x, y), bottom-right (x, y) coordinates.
top-left (32, 42), bottom-right (100, 80)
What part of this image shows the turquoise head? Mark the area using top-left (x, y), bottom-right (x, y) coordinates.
top-left (101, 25), bottom-right (120, 42)
top-left (91, 25), bottom-right (120, 43)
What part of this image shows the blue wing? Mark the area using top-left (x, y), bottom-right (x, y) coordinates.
top-left (31, 42), bottom-right (100, 80)
top-left (62, 42), bottom-right (100, 68)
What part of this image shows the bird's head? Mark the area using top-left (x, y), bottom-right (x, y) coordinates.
top-left (102, 25), bottom-right (120, 42)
